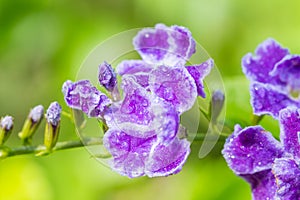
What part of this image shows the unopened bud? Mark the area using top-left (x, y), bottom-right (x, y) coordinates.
top-left (0, 116), bottom-right (14, 145)
top-left (209, 90), bottom-right (225, 123)
top-left (98, 61), bottom-right (117, 92)
top-left (44, 102), bottom-right (61, 150)
top-left (19, 105), bottom-right (44, 143)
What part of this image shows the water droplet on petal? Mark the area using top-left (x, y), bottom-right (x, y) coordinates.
top-left (257, 87), bottom-right (266, 98)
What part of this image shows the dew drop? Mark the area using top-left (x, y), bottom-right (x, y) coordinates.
top-left (258, 161), bottom-right (262, 166)
top-left (257, 87), bottom-right (266, 98)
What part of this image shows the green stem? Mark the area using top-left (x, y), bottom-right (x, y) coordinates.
top-left (251, 114), bottom-right (265, 125)
top-left (1, 132), bottom-right (229, 160)
top-left (199, 107), bottom-right (210, 121)
top-left (61, 110), bottom-right (73, 121)
top-left (191, 134), bottom-right (227, 142)
top-left (1, 137), bottom-right (103, 159)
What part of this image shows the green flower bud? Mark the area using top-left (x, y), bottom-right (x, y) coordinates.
top-left (18, 105), bottom-right (44, 143)
top-left (44, 102), bottom-right (61, 150)
top-left (209, 90), bottom-right (225, 123)
top-left (0, 116), bottom-right (14, 145)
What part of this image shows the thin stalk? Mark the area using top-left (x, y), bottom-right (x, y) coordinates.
top-left (0, 137), bottom-right (103, 159)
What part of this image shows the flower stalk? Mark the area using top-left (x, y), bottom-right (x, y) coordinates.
top-left (0, 137), bottom-right (104, 159)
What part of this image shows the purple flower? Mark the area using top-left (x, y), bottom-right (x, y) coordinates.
top-left (242, 38), bottom-right (300, 118)
top-left (62, 24), bottom-right (213, 178)
top-left (62, 80), bottom-right (111, 118)
top-left (222, 107), bottom-right (300, 199)
top-left (100, 24), bottom-right (212, 177)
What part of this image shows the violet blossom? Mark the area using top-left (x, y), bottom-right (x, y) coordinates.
top-left (222, 107), bottom-right (300, 199)
top-left (62, 23), bottom-right (213, 178)
top-left (62, 80), bottom-right (111, 118)
top-left (242, 38), bottom-right (300, 118)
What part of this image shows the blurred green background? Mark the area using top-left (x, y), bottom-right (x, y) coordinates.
top-left (1, 0), bottom-right (299, 199)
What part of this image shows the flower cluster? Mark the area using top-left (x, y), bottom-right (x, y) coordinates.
top-left (63, 24), bottom-right (213, 178)
top-left (242, 38), bottom-right (300, 118)
top-left (223, 39), bottom-right (300, 199)
top-left (223, 107), bottom-right (300, 199)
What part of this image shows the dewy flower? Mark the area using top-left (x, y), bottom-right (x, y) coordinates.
top-left (62, 23), bottom-right (213, 178)
top-left (242, 38), bottom-right (300, 118)
top-left (222, 107), bottom-right (300, 200)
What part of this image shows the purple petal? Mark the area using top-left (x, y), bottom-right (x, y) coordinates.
top-left (241, 170), bottom-right (277, 200)
top-left (270, 55), bottom-right (300, 95)
top-left (242, 38), bottom-right (289, 84)
top-left (170, 25), bottom-right (196, 62)
top-left (103, 128), bottom-right (156, 178)
top-left (145, 137), bottom-right (190, 177)
top-left (98, 61), bottom-right (117, 92)
top-left (149, 65), bottom-right (197, 114)
top-left (279, 107), bottom-right (300, 161)
top-left (186, 58), bottom-right (214, 97)
top-left (250, 82), bottom-right (300, 119)
top-left (104, 77), bottom-right (179, 144)
top-left (62, 80), bottom-right (111, 118)
top-left (116, 60), bottom-right (153, 75)
top-left (273, 158), bottom-right (300, 200)
top-left (116, 60), bottom-right (153, 88)
top-left (133, 23), bottom-right (196, 66)
top-left (222, 125), bottom-right (283, 174)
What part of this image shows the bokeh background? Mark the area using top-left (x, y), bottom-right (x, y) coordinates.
top-left (1, 0), bottom-right (300, 199)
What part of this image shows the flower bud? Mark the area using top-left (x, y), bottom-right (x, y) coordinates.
top-left (18, 105), bottom-right (44, 143)
top-left (209, 90), bottom-right (225, 123)
top-left (98, 61), bottom-right (117, 92)
top-left (0, 116), bottom-right (14, 145)
top-left (44, 102), bottom-right (61, 150)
